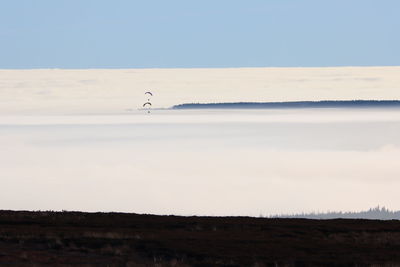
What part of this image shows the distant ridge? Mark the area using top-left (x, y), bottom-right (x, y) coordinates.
top-left (172, 100), bottom-right (400, 109)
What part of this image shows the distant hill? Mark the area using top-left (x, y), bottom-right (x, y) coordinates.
top-left (274, 206), bottom-right (400, 220)
top-left (172, 100), bottom-right (400, 109)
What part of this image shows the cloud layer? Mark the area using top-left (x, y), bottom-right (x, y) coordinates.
top-left (1, 112), bottom-right (400, 216)
top-left (1, 67), bottom-right (400, 114)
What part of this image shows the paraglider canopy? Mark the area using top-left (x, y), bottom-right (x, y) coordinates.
top-left (143, 102), bottom-right (152, 107)
top-left (145, 92), bottom-right (153, 96)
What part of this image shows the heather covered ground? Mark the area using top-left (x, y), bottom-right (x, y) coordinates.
top-left (1, 210), bottom-right (400, 266)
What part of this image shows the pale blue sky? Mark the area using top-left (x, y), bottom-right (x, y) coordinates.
top-left (1, 0), bottom-right (399, 68)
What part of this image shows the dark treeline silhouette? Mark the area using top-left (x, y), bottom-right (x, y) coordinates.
top-left (172, 100), bottom-right (400, 109)
top-left (274, 206), bottom-right (400, 220)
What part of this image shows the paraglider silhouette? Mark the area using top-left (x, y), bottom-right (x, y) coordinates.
top-left (143, 91), bottom-right (153, 113)
top-left (143, 102), bottom-right (152, 107)
top-left (145, 91), bottom-right (153, 101)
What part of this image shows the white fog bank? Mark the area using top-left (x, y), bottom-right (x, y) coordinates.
top-left (0, 67), bottom-right (400, 216)
top-left (0, 66), bottom-right (400, 114)
top-left (1, 109), bottom-right (400, 216)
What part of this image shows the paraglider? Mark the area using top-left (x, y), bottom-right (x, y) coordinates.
top-left (143, 91), bottom-right (153, 113)
top-left (143, 102), bottom-right (152, 107)
top-left (145, 91), bottom-right (153, 101)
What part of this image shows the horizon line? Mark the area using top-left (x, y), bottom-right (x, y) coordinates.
top-left (1, 65), bottom-right (400, 71)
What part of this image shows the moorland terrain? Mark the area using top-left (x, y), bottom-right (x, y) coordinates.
top-left (1, 210), bottom-right (400, 266)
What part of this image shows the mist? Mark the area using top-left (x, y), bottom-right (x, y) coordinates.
top-left (1, 67), bottom-right (400, 114)
top-left (1, 109), bottom-right (399, 216)
top-left (1, 67), bottom-right (400, 215)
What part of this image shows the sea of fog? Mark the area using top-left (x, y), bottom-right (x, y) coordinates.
top-left (1, 109), bottom-right (400, 216)
top-left (1, 67), bottom-right (400, 216)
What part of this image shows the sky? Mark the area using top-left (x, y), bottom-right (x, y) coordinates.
top-left (1, 0), bottom-right (399, 69)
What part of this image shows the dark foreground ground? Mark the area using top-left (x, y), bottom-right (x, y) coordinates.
top-left (1, 211), bottom-right (400, 266)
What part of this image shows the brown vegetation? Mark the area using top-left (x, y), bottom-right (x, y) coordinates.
top-left (1, 210), bottom-right (400, 266)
